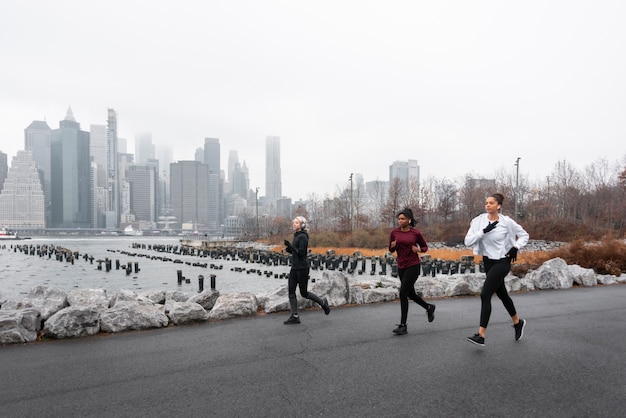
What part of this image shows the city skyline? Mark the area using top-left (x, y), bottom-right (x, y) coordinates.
top-left (2, 1), bottom-right (624, 202)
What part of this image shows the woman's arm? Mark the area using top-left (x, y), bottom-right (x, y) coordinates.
top-left (464, 216), bottom-right (485, 247)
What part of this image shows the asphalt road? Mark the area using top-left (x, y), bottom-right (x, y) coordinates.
top-left (1, 285), bottom-right (624, 418)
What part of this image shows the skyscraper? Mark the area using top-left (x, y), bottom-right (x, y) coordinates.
top-left (265, 136), bottom-right (282, 213)
top-left (0, 151), bottom-right (7, 193)
top-left (0, 150), bottom-right (45, 228)
top-left (203, 138), bottom-right (220, 174)
top-left (50, 108), bottom-right (91, 228)
top-left (24, 120), bottom-right (51, 226)
top-left (127, 164), bottom-right (157, 223)
top-left (170, 161), bottom-right (209, 229)
top-left (389, 159), bottom-right (419, 186)
top-left (203, 138), bottom-right (222, 229)
top-left (90, 124), bottom-right (107, 227)
top-left (106, 108), bottom-right (120, 228)
top-left (135, 132), bottom-right (155, 165)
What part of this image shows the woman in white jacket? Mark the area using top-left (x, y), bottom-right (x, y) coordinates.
top-left (464, 193), bottom-right (529, 347)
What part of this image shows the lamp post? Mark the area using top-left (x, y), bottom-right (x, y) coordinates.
top-left (255, 187), bottom-right (260, 239)
top-left (349, 173), bottom-right (353, 232)
top-left (514, 157), bottom-right (521, 219)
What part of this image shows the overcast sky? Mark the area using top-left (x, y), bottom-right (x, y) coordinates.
top-left (1, 1), bottom-right (625, 201)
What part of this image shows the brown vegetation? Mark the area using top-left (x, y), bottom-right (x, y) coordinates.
top-left (269, 236), bottom-right (626, 276)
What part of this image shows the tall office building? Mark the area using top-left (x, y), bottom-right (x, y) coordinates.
top-left (170, 161), bottom-right (209, 229)
top-left (90, 124), bottom-right (107, 227)
top-left (389, 159), bottom-right (419, 186)
top-left (127, 164), bottom-right (157, 224)
top-left (0, 151), bottom-right (7, 193)
top-left (203, 138), bottom-right (222, 229)
top-left (50, 108), bottom-right (91, 228)
top-left (203, 138), bottom-right (220, 174)
top-left (265, 136), bottom-right (282, 213)
top-left (231, 161), bottom-right (249, 198)
top-left (135, 132), bottom-right (155, 165)
top-left (0, 150), bottom-right (45, 228)
top-left (156, 143), bottom-right (172, 219)
top-left (106, 108), bottom-right (120, 228)
top-left (227, 150), bottom-right (239, 183)
top-left (24, 120), bottom-right (52, 226)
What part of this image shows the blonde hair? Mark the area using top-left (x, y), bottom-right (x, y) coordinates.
top-left (294, 216), bottom-right (308, 231)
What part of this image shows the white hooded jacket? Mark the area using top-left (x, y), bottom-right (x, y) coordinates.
top-left (464, 213), bottom-right (529, 259)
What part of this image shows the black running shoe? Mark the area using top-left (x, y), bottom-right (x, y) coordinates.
top-left (393, 324), bottom-right (407, 335)
top-left (284, 315), bottom-right (301, 325)
top-left (514, 319), bottom-right (526, 341)
top-left (322, 298), bottom-right (330, 315)
top-left (427, 304), bottom-right (436, 322)
top-left (466, 333), bottom-right (485, 346)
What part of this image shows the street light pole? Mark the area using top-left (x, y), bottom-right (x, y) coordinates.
top-left (255, 187), bottom-right (259, 239)
top-left (515, 157), bottom-right (521, 219)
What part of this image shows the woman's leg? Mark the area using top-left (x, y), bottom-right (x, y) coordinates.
top-left (297, 269), bottom-right (325, 306)
top-left (398, 266), bottom-right (426, 324)
top-left (479, 259), bottom-right (511, 331)
top-left (287, 269), bottom-right (299, 316)
top-left (405, 265), bottom-right (429, 310)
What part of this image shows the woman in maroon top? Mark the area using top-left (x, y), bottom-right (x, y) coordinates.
top-left (389, 208), bottom-right (435, 335)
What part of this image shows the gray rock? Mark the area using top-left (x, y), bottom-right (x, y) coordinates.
top-left (416, 277), bottom-right (447, 298)
top-left (445, 277), bottom-right (474, 297)
top-left (100, 300), bottom-right (169, 333)
top-left (2, 286), bottom-right (68, 320)
top-left (207, 293), bottom-right (258, 321)
top-left (526, 258), bottom-right (573, 289)
top-left (165, 290), bottom-right (191, 302)
top-left (166, 301), bottom-right (208, 325)
top-left (362, 287), bottom-right (398, 303)
top-left (568, 265), bottom-right (597, 287)
top-left (0, 308), bottom-right (41, 344)
top-left (188, 289), bottom-right (220, 310)
top-left (257, 286), bottom-right (292, 314)
top-left (43, 306), bottom-right (101, 339)
top-left (67, 288), bottom-right (110, 309)
top-left (140, 289), bottom-right (167, 304)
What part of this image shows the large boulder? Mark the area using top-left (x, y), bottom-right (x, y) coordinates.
top-left (207, 293), bottom-right (258, 321)
top-left (445, 277), bottom-right (474, 297)
top-left (309, 271), bottom-right (350, 307)
top-left (416, 277), bottom-right (447, 298)
top-left (362, 287), bottom-right (398, 303)
top-left (567, 265), bottom-right (597, 287)
top-left (140, 289), bottom-right (167, 304)
top-left (165, 290), bottom-right (191, 302)
top-left (43, 306), bottom-right (101, 339)
top-left (100, 300), bottom-right (169, 333)
top-left (526, 258), bottom-right (573, 289)
top-left (257, 286), bottom-right (292, 314)
top-left (67, 288), bottom-right (110, 309)
top-left (187, 289), bottom-right (220, 310)
top-left (1, 286), bottom-right (68, 320)
top-left (165, 301), bottom-right (208, 325)
top-left (0, 308), bottom-right (41, 344)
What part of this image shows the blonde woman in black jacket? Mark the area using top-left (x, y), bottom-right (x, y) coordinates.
top-left (283, 216), bottom-right (330, 324)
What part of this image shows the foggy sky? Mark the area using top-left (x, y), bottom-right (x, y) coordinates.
top-left (1, 0), bottom-right (625, 201)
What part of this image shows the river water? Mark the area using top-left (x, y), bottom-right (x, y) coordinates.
top-left (0, 236), bottom-right (299, 300)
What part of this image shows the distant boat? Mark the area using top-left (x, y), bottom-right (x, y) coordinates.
top-left (0, 228), bottom-right (21, 240)
top-left (123, 225), bottom-right (143, 236)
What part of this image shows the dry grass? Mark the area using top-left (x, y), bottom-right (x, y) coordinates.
top-left (273, 245), bottom-right (550, 264)
top-left (272, 238), bottom-right (626, 275)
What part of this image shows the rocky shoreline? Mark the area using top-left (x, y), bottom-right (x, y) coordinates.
top-left (1, 254), bottom-right (624, 346)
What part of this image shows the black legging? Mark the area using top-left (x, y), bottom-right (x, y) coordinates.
top-left (288, 268), bottom-right (324, 315)
top-left (398, 264), bottom-right (429, 324)
top-left (480, 257), bottom-right (517, 328)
